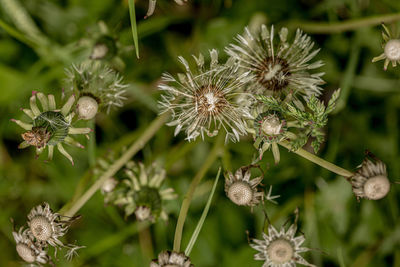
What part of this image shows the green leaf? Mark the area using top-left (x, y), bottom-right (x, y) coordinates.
top-left (128, 0), bottom-right (140, 59)
top-left (184, 167), bottom-right (221, 256)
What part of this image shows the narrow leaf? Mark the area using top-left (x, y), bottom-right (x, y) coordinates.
top-left (128, 0), bottom-right (140, 58)
top-left (184, 167), bottom-right (221, 256)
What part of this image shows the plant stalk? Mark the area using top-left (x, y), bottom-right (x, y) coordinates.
top-left (60, 113), bottom-right (169, 217)
top-left (173, 134), bottom-right (224, 252)
top-left (289, 12), bottom-right (400, 33)
top-left (279, 140), bottom-right (354, 178)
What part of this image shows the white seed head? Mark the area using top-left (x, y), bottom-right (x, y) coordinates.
top-left (363, 175), bottom-right (390, 200)
top-left (77, 96), bottom-right (99, 120)
top-left (227, 181), bottom-right (253, 205)
top-left (267, 239), bottom-right (294, 264)
top-left (135, 206), bottom-right (152, 221)
top-left (384, 39), bottom-right (400, 61)
top-left (16, 243), bottom-right (36, 263)
top-left (91, 43), bottom-right (109, 59)
top-left (30, 216), bottom-right (53, 241)
top-left (261, 114), bottom-right (282, 136)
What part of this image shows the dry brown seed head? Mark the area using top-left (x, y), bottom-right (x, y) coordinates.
top-left (194, 86), bottom-right (228, 118)
top-left (256, 57), bottom-right (291, 92)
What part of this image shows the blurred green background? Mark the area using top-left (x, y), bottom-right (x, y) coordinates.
top-left (1, 0), bottom-right (400, 266)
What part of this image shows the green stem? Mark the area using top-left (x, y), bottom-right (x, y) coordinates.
top-left (173, 134), bottom-right (224, 252)
top-left (60, 113), bottom-right (169, 217)
top-left (288, 12), bottom-right (400, 33)
top-left (279, 140), bottom-right (354, 178)
top-left (88, 119), bottom-right (96, 167)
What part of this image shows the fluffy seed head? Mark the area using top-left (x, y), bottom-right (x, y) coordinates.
top-left (384, 39), bottom-right (400, 61)
top-left (77, 96), bottom-right (99, 120)
top-left (30, 216), bottom-right (53, 241)
top-left (226, 24), bottom-right (324, 100)
top-left (267, 239), bottom-right (294, 264)
top-left (227, 181), bottom-right (254, 205)
top-left (363, 175), bottom-right (390, 200)
top-left (158, 49), bottom-right (254, 142)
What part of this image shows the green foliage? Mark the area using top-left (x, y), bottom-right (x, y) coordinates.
top-left (0, 1), bottom-right (399, 267)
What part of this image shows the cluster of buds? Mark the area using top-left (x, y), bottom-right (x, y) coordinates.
top-left (102, 161), bottom-right (177, 222)
top-left (12, 203), bottom-right (84, 265)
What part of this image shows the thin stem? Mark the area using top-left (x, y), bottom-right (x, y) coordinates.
top-left (60, 113), bottom-right (169, 217)
top-left (279, 140), bottom-right (354, 178)
top-left (173, 134), bottom-right (224, 252)
top-left (288, 12), bottom-right (400, 33)
top-left (88, 119), bottom-right (96, 167)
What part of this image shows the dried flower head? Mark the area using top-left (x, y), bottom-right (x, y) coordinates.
top-left (13, 227), bottom-right (49, 264)
top-left (64, 61), bottom-right (127, 116)
top-left (12, 92), bottom-right (91, 164)
top-left (150, 250), bottom-right (193, 267)
top-left (225, 165), bottom-right (265, 208)
top-left (27, 203), bottom-right (68, 247)
top-left (351, 153), bottom-right (390, 201)
top-left (226, 25), bottom-right (324, 100)
top-left (372, 24), bottom-right (400, 70)
top-left (251, 210), bottom-right (315, 267)
top-left (159, 49), bottom-right (254, 143)
top-left (109, 161), bottom-right (177, 222)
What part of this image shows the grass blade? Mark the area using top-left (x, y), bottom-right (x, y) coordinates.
top-left (128, 0), bottom-right (140, 59)
top-left (184, 167), bottom-right (221, 256)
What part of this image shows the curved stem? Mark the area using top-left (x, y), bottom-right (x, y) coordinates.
top-left (173, 134), bottom-right (224, 252)
top-left (279, 140), bottom-right (354, 178)
top-left (288, 13), bottom-right (400, 33)
top-left (60, 113), bottom-right (169, 217)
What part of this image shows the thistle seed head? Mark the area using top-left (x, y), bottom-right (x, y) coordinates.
top-left (384, 39), bottom-right (400, 61)
top-left (16, 243), bottom-right (36, 263)
top-left (363, 175), bottom-right (390, 200)
top-left (351, 153), bottom-right (390, 200)
top-left (77, 96), bottom-right (99, 120)
top-left (267, 239), bottom-right (294, 264)
top-left (29, 215), bottom-right (53, 242)
top-left (227, 181), bottom-right (254, 206)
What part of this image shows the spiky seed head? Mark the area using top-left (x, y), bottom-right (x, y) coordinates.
top-left (16, 243), bottom-right (36, 263)
top-left (363, 175), bottom-right (390, 200)
top-left (77, 96), bottom-right (99, 120)
top-left (227, 181), bottom-right (254, 206)
top-left (267, 239), bottom-right (294, 264)
top-left (384, 39), bottom-right (400, 61)
top-left (29, 216), bottom-right (53, 241)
